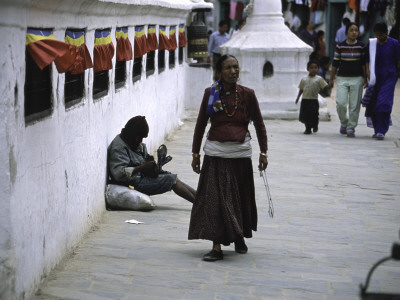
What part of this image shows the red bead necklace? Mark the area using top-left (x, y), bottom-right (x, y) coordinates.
top-left (220, 88), bottom-right (239, 117)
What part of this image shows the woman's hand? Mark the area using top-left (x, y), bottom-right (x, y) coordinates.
top-left (328, 79), bottom-right (334, 89)
top-left (365, 67), bottom-right (370, 82)
top-left (191, 157), bottom-right (201, 174)
top-left (258, 154), bottom-right (268, 171)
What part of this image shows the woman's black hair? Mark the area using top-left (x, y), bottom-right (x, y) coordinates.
top-left (345, 22), bottom-right (359, 35)
top-left (373, 22), bottom-right (388, 34)
top-left (215, 54), bottom-right (238, 73)
top-left (307, 60), bottom-right (319, 69)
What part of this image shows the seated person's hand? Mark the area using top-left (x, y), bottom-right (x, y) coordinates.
top-left (146, 155), bottom-right (155, 162)
top-left (140, 161), bottom-right (159, 178)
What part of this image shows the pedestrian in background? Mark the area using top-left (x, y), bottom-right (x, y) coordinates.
top-left (317, 56), bottom-right (331, 83)
top-left (299, 20), bottom-right (317, 49)
top-left (296, 60), bottom-right (329, 134)
top-left (335, 17), bottom-right (351, 44)
top-left (208, 20), bottom-right (230, 81)
top-left (329, 22), bottom-right (366, 138)
top-left (316, 30), bottom-right (326, 58)
top-left (364, 22), bottom-right (400, 140)
top-left (229, 19), bottom-right (246, 39)
top-left (189, 55), bottom-right (268, 262)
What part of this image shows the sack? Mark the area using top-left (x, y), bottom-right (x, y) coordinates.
top-left (105, 184), bottom-right (156, 211)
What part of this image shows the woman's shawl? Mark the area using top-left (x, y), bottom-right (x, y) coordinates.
top-left (368, 38), bottom-right (377, 86)
top-left (206, 80), bottom-right (223, 115)
top-left (361, 38), bottom-right (377, 108)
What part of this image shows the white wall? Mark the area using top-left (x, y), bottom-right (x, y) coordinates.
top-left (184, 64), bottom-right (213, 111)
top-left (0, 0), bottom-right (212, 298)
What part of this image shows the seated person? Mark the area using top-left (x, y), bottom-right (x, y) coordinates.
top-left (107, 116), bottom-right (196, 209)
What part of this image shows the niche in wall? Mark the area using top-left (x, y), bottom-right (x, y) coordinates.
top-left (263, 61), bottom-right (274, 78)
top-left (133, 57), bottom-right (142, 82)
top-left (146, 51), bottom-right (155, 77)
top-left (24, 49), bottom-right (52, 122)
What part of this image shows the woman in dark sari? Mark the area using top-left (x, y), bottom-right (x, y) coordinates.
top-left (189, 55), bottom-right (268, 261)
top-left (365, 23), bottom-right (400, 140)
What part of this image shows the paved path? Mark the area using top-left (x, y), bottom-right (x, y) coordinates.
top-left (33, 83), bottom-right (400, 300)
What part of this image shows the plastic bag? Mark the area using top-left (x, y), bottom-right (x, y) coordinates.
top-left (105, 184), bottom-right (156, 211)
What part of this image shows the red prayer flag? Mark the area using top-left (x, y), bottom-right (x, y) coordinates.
top-left (26, 29), bottom-right (77, 73)
top-left (169, 26), bottom-right (177, 51)
top-left (146, 25), bottom-right (158, 52)
top-left (134, 26), bottom-right (147, 58)
top-left (64, 30), bottom-right (93, 74)
top-left (159, 26), bottom-right (171, 51)
top-left (93, 29), bottom-right (114, 73)
top-left (178, 25), bottom-right (187, 48)
top-left (116, 27), bottom-right (133, 61)
top-left (94, 45), bottom-right (114, 72)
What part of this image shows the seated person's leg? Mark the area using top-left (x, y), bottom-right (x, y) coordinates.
top-left (172, 178), bottom-right (196, 203)
top-left (134, 174), bottom-right (195, 203)
top-left (134, 173), bottom-right (177, 196)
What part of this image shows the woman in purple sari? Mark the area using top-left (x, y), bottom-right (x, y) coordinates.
top-left (365, 23), bottom-right (400, 140)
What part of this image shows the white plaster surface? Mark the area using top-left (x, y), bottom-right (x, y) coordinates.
top-left (220, 0), bottom-right (330, 120)
top-left (0, 0), bottom-right (212, 299)
top-left (184, 64), bottom-right (214, 111)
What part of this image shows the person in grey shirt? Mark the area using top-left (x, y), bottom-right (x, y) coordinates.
top-left (208, 20), bottom-right (230, 80)
top-left (335, 17), bottom-right (350, 44)
top-left (108, 116), bottom-right (196, 203)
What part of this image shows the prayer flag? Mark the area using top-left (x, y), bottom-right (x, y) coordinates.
top-left (178, 24), bottom-right (187, 48)
top-left (146, 25), bottom-right (158, 52)
top-left (158, 26), bottom-right (171, 51)
top-left (93, 29), bottom-right (114, 72)
top-left (169, 26), bottom-right (177, 51)
top-left (116, 27), bottom-right (133, 61)
top-left (64, 30), bottom-right (93, 74)
top-left (134, 26), bottom-right (147, 58)
top-left (26, 28), bottom-right (76, 73)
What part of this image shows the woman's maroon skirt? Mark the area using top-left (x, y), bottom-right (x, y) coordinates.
top-left (188, 155), bottom-right (257, 245)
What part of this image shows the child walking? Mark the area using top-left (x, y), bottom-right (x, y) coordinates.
top-left (295, 60), bottom-right (329, 134)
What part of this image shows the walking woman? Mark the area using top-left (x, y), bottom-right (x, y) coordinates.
top-left (329, 22), bottom-right (366, 137)
top-left (364, 22), bottom-right (400, 140)
top-left (189, 55), bottom-right (268, 262)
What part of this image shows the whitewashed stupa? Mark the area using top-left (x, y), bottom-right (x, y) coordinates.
top-left (220, 0), bottom-right (330, 120)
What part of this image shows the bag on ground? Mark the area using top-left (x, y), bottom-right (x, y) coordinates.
top-left (105, 184), bottom-right (156, 211)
